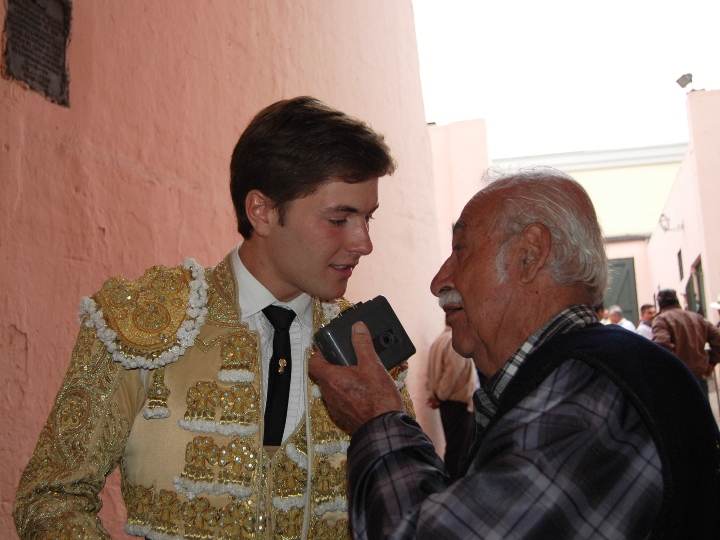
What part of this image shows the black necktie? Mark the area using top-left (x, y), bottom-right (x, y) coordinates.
top-left (262, 305), bottom-right (297, 446)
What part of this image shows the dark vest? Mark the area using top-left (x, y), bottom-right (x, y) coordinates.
top-left (485, 324), bottom-right (720, 539)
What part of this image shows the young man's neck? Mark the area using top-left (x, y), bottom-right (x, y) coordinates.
top-left (237, 240), bottom-right (303, 303)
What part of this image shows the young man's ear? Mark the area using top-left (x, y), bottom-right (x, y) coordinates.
top-left (245, 190), bottom-right (277, 238)
top-left (518, 223), bottom-right (552, 284)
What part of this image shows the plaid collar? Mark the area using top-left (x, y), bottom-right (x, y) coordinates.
top-left (474, 304), bottom-right (598, 429)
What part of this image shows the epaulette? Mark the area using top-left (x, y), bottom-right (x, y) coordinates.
top-left (78, 258), bottom-right (209, 370)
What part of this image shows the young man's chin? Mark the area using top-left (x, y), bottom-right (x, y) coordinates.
top-left (313, 282), bottom-right (349, 302)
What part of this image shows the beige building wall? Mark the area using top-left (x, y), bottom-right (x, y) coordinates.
top-left (0, 2), bottom-right (443, 537)
top-left (493, 146), bottom-right (684, 239)
top-left (572, 163), bottom-right (680, 238)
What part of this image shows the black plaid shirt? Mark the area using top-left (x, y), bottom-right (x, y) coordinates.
top-left (347, 306), bottom-right (663, 539)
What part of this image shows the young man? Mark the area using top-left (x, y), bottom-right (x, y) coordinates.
top-left (14, 97), bottom-right (410, 539)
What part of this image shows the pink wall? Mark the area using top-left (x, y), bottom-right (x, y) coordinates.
top-left (425, 120), bottom-right (489, 452)
top-left (429, 120), bottom-right (489, 249)
top-left (647, 90), bottom-right (720, 324)
top-left (0, 2), bottom-right (442, 537)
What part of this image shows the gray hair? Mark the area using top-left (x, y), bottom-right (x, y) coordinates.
top-left (481, 167), bottom-right (608, 305)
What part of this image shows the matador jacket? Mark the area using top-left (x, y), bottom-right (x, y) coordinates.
top-left (14, 252), bottom-right (414, 539)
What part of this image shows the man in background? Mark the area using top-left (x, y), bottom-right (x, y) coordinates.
top-left (426, 316), bottom-right (477, 479)
top-left (608, 304), bottom-right (636, 331)
top-left (652, 289), bottom-right (720, 396)
top-left (636, 303), bottom-right (656, 339)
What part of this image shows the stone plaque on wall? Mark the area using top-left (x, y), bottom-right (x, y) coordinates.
top-left (3, 0), bottom-right (71, 106)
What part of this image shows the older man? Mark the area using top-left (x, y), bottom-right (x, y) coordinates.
top-left (608, 304), bottom-right (636, 331)
top-left (309, 168), bottom-right (720, 539)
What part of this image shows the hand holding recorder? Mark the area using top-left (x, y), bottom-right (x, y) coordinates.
top-left (309, 296), bottom-right (414, 433)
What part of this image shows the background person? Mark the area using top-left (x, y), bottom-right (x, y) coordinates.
top-left (426, 316), bottom-right (477, 480)
top-left (607, 304), bottom-right (636, 331)
top-left (309, 167), bottom-right (720, 539)
top-left (636, 303), bottom-right (657, 340)
top-left (652, 288), bottom-right (720, 396)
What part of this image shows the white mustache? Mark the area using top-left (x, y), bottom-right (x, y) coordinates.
top-left (439, 290), bottom-right (463, 308)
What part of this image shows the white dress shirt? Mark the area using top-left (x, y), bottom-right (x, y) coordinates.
top-left (636, 321), bottom-right (653, 340)
top-left (231, 245), bottom-right (313, 444)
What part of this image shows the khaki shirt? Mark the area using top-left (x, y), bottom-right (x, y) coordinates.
top-left (426, 328), bottom-right (476, 410)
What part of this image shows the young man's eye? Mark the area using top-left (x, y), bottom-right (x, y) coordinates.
top-left (329, 219), bottom-right (346, 226)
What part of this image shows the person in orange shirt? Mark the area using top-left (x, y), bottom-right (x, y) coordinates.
top-left (426, 316), bottom-right (477, 479)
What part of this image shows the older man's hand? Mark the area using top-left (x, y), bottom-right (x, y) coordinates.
top-left (308, 321), bottom-right (405, 434)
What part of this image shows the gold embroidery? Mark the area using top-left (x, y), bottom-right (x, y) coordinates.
top-left (185, 381), bottom-right (223, 422)
top-left (183, 496), bottom-right (218, 538)
top-left (124, 483), bottom-right (272, 539)
top-left (219, 331), bottom-right (259, 373)
top-left (15, 325), bottom-right (131, 538)
top-left (153, 489), bottom-right (183, 536)
top-left (207, 256), bottom-right (242, 326)
top-left (273, 507), bottom-right (304, 539)
top-left (310, 514), bottom-right (350, 540)
top-left (146, 367), bottom-right (170, 409)
top-left (56, 521), bottom-right (92, 540)
top-left (219, 384), bottom-right (260, 428)
top-left (95, 265), bottom-right (192, 356)
top-left (182, 436), bottom-right (218, 484)
top-left (123, 482), bottom-right (157, 531)
top-left (309, 391), bottom-right (350, 446)
top-left (18, 252), bottom-right (413, 539)
top-left (272, 451), bottom-right (308, 498)
top-left (217, 437), bottom-right (258, 489)
top-left (395, 364), bottom-right (416, 418)
top-left (312, 456), bottom-right (346, 506)
top-left (217, 500), bottom-right (261, 539)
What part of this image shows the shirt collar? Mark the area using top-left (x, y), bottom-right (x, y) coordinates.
top-left (231, 244), bottom-right (313, 329)
top-left (474, 304), bottom-right (598, 429)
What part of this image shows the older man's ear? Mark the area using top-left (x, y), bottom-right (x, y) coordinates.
top-left (518, 223), bottom-right (552, 284)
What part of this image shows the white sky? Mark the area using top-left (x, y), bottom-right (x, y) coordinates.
top-left (412, 0), bottom-right (720, 159)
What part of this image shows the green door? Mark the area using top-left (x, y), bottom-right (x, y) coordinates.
top-left (605, 258), bottom-right (639, 327)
